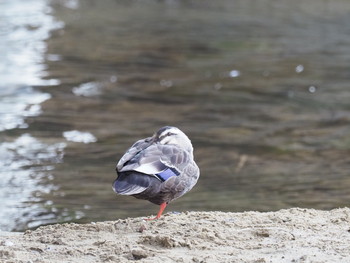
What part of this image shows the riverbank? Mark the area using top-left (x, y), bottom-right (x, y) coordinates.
top-left (1, 208), bottom-right (349, 263)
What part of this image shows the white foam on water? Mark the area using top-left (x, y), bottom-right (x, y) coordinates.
top-left (63, 130), bottom-right (97, 144)
top-left (72, 82), bottom-right (102, 97)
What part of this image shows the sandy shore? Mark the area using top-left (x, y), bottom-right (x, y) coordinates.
top-left (1, 208), bottom-right (350, 263)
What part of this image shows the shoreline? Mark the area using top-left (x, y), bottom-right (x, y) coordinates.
top-left (1, 208), bottom-right (350, 263)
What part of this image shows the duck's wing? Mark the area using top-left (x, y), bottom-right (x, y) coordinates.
top-left (119, 144), bottom-right (190, 181)
top-left (113, 171), bottom-right (159, 195)
top-left (116, 137), bottom-right (152, 171)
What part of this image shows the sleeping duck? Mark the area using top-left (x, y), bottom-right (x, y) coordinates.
top-left (113, 126), bottom-right (200, 220)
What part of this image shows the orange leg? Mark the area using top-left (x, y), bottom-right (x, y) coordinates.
top-left (145, 202), bottom-right (167, 220)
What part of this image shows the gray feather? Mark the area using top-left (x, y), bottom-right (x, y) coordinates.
top-left (113, 126), bottom-right (200, 205)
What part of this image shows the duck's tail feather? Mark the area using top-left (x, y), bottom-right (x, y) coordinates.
top-left (112, 171), bottom-right (155, 195)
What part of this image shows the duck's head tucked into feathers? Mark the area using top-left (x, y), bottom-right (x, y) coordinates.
top-left (113, 126), bottom-right (200, 220)
top-left (154, 126), bottom-right (193, 153)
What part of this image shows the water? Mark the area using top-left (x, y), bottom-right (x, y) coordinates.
top-left (0, 0), bottom-right (65, 230)
top-left (0, 134), bottom-right (66, 230)
top-left (2, 0), bottom-right (350, 231)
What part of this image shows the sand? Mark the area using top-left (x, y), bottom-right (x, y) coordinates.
top-left (1, 208), bottom-right (350, 263)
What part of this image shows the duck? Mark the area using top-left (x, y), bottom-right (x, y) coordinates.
top-left (113, 126), bottom-right (200, 220)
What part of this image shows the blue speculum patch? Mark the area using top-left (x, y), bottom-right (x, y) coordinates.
top-left (156, 168), bottom-right (180, 181)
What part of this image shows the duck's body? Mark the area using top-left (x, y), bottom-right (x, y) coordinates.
top-left (113, 126), bottom-right (200, 219)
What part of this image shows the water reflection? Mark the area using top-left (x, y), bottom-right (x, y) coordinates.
top-left (229, 70), bottom-right (241, 78)
top-left (0, 0), bottom-right (65, 231)
top-left (0, 134), bottom-right (66, 230)
top-left (0, 87), bottom-right (50, 131)
top-left (0, 0), bottom-right (62, 86)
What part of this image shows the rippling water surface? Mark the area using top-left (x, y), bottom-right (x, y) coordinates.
top-left (2, 0), bottom-right (350, 231)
